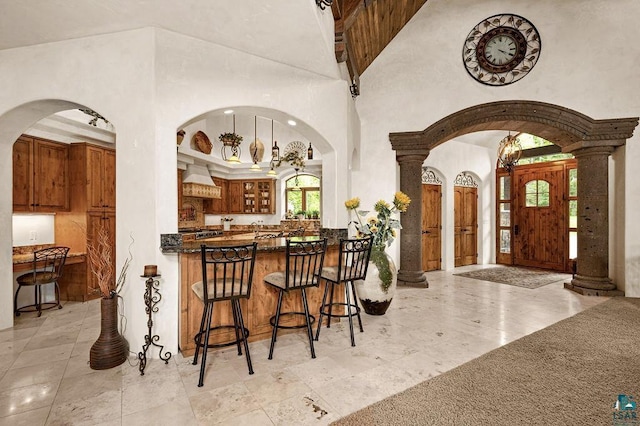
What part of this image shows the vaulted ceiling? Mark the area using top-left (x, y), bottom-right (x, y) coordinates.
top-left (330, 0), bottom-right (429, 86)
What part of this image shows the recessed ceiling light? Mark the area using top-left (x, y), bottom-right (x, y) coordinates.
top-left (287, 120), bottom-right (297, 126)
top-left (224, 109), bottom-right (234, 114)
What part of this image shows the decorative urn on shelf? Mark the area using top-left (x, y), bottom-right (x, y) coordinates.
top-left (344, 191), bottom-right (411, 315)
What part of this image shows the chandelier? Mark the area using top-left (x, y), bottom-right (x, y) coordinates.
top-left (497, 132), bottom-right (522, 173)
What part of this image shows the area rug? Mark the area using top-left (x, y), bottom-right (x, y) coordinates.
top-left (453, 265), bottom-right (570, 289)
top-left (331, 297), bottom-right (640, 426)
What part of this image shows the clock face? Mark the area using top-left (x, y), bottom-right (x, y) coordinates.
top-left (485, 34), bottom-right (517, 66)
top-left (463, 14), bottom-right (541, 86)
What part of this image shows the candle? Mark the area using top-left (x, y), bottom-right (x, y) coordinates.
top-left (144, 265), bottom-right (157, 277)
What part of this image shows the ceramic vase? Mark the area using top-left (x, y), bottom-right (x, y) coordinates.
top-left (90, 295), bottom-right (129, 370)
top-left (355, 246), bottom-right (397, 315)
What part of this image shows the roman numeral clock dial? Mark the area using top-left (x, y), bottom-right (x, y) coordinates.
top-left (463, 14), bottom-right (541, 86)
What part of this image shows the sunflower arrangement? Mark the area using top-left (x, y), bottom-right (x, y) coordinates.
top-left (344, 191), bottom-right (411, 249)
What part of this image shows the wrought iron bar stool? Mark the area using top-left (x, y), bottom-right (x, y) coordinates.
top-left (264, 238), bottom-right (327, 359)
top-left (315, 237), bottom-right (372, 346)
top-left (15, 246), bottom-right (70, 317)
top-left (191, 242), bottom-right (257, 387)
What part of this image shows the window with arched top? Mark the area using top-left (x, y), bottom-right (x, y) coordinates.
top-left (525, 179), bottom-right (550, 207)
top-left (285, 174), bottom-right (321, 218)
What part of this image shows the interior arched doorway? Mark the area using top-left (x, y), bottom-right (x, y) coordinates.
top-left (390, 100), bottom-right (638, 296)
top-left (0, 99), bottom-right (116, 331)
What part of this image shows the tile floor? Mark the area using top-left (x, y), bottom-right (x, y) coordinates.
top-left (0, 265), bottom-right (608, 425)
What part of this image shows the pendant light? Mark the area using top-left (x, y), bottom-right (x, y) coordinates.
top-left (221, 114), bottom-right (241, 164)
top-left (249, 116), bottom-right (261, 171)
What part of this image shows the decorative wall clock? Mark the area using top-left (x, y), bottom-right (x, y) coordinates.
top-left (463, 13), bottom-right (541, 86)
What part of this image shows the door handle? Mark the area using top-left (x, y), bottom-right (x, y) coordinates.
top-left (514, 225), bottom-right (519, 236)
top-left (421, 230), bottom-right (430, 234)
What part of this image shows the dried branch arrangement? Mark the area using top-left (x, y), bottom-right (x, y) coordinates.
top-left (87, 225), bottom-right (133, 298)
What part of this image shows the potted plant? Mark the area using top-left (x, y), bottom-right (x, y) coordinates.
top-left (309, 210), bottom-right (319, 219)
top-left (218, 132), bottom-right (243, 146)
top-left (344, 191), bottom-right (411, 315)
top-left (295, 209), bottom-right (306, 220)
top-left (221, 216), bottom-right (233, 231)
top-left (87, 225), bottom-right (132, 369)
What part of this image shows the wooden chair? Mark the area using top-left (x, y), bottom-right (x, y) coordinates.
top-left (191, 242), bottom-right (257, 387)
top-left (15, 246), bottom-right (70, 317)
top-left (264, 238), bottom-right (327, 359)
top-left (315, 237), bottom-right (373, 346)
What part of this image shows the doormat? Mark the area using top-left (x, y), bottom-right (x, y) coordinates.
top-left (453, 266), bottom-right (571, 289)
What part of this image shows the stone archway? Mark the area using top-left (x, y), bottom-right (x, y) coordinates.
top-left (390, 100), bottom-right (638, 295)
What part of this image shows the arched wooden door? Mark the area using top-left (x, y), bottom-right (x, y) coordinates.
top-left (421, 168), bottom-right (442, 271)
top-left (512, 163), bottom-right (566, 271)
top-left (454, 173), bottom-right (478, 267)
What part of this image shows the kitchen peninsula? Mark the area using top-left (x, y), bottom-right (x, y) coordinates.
top-left (161, 229), bottom-right (346, 356)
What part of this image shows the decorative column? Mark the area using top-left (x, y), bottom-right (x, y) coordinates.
top-left (565, 145), bottom-right (623, 296)
top-left (396, 149), bottom-right (430, 287)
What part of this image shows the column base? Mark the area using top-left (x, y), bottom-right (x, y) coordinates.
top-left (564, 281), bottom-right (624, 297)
top-left (397, 270), bottom-right (428, 288)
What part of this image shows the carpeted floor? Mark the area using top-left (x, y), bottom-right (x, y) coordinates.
top-left (453, 265), bottom-right (570, 289)
top-left (332, 297), bottom-right (640, 426)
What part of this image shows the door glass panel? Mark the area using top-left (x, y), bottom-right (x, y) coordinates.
top-left (525, 179), bottom-right (550, 207)
top-left (500, 230), bottom-right (511, 253)
top-left (569, 200), bottom-right (577, 229)
top-left (569, 231), bottom-right (578, 259)
top-left (500, 203), bottom-right (510, 226)
top-left (499, 176), bottom-right (511, 200)
top-left (569, 169), bottom-right (577, 197)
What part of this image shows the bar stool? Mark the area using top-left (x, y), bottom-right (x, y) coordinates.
top-left (191, 242), bottom-right (257, 387)
top-left (15, 246), bottom-right (70, 317)
top-left (264, 238), bottom-right (327, 359)
top-left (315, 237), bottom-right (373, 346)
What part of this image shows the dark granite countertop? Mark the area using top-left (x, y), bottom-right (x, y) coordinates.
top-left (160, 228), bottom-right (347, 254)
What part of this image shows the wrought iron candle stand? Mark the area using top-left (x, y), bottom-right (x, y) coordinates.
top-left (138, 274), bottom-right (172, 375)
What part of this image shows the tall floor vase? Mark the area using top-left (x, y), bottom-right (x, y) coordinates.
top-left (90, 295), bottom-right (129, 370)
top-left (354, 246), bottom-right (397, 315)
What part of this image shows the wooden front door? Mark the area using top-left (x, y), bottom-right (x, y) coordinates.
top-left (454, 186), bottom-right (477, 267)
top-left (513, 164), bottom-right (566, 271)
top-left (421, 184), bottom-right (441, 271)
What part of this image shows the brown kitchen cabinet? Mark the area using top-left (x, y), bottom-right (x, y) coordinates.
top-left (228, 180), bottom-right (244, 213)
top-left (242, 179), bottom-right (274, 214)
top-left (12, 135), bottom-right (69, 212)
top-left (55, 142), bottom-right (117, 302)
top-left (68, 143), bottom-right (116, 212)
top-left (203, 177), bottom-right (229, 214)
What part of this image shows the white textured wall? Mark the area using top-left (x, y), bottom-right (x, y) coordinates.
top-left (0, 27), bottom-right (353, 352)
top-left (356, 0), bottom-right (640, 295)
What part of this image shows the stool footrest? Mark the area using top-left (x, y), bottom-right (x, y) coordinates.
top-left (319, 302), bottom-right (360, 318)
top-left (15, 302), bottom-right (61, 314)
top-left (269, 311), bottom-right (315, 329)
top-left (194, 325), bottom-right (249, 349)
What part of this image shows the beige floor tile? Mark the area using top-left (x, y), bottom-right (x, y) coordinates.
top-left (0, 267), bottom-right (611, 425)
top-left (0, 406), bottom-right (50, 426)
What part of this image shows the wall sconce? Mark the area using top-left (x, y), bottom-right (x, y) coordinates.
top-left (315, 0), bottom-right (333, 11)
top-left (307, 143), bottom-right (314, 160)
